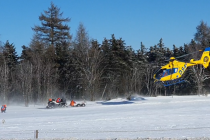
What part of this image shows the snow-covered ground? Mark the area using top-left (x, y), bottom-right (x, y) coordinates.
top-left (1, 95), bottom-right (210, 139)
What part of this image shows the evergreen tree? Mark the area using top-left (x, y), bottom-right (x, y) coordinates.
top-left (32, 2), bottom-right (72, 47)
top-left (72, 23), bottom-right (91, 99)
top-left (1, 41), bottom-right (19, 103)
top-left (137, 42), bottom-right (147, 63)
top-left (102, 34), bottom-right (133, 97)
top-left (32, 2), bottom-right (72, 100)
top-left (55, 41), bottom-right (71, 94)
top-left (3, 41), bottom-right (19, 70)
top-left (146, 46), bottom-right (156, 62)
top-left (173, 45), bottom-right (179, 57)
top-left (157, 38), bottom-right (164, 52)
top-left (20, 45), bottom-right (33, 61)
top-left (194, 21), bottom-right (210, 48)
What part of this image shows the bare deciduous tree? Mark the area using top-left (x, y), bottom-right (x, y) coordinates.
top-left (18, 61), bottom-right (33, 107)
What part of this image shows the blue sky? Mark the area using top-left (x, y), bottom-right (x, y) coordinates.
top-left (0, 0), bottom-right (210, 55)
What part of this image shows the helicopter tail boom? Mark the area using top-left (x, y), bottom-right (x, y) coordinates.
top-left (189, 47), bottom-right (210, 68)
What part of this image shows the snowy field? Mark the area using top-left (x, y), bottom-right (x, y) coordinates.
top-left (1, 95), bottom-right (210, 139)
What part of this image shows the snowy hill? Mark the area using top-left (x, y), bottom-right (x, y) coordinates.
top-left (1, 95), bottom-right (210, 139)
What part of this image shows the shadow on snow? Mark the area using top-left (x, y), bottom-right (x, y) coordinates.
top-left (97, 96), bottom-right (146, 105)
top-left (97, 101), bottom-right (134, 105)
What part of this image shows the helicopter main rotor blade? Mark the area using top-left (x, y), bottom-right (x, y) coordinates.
top-left (164, 50), bottom-right (203, 62)
top-left (175, 50), bottom-right (202, 59)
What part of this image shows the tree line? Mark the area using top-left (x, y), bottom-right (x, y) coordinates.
top-left (1, 2), bottom-right (210, 106)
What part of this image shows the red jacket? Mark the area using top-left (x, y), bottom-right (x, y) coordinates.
top-left (1, 105), bottom-right (6, 111)
top-left (56, 98), bottom-right (61, 103)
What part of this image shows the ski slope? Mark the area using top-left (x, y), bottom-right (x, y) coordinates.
top-left (1, 95), bottom-right (210, 139)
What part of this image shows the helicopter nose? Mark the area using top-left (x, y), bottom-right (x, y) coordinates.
top-left (154, 75), bottom-right (161, 80)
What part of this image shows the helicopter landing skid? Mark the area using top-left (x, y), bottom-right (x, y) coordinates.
top-left (163, 79), bottom-right (185, 87)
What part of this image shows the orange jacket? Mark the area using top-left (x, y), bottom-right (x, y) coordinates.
top-left (70, 100), bottom-right (76, 106)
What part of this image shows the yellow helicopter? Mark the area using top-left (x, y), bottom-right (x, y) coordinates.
top-left (153, 47), bottom-right (210, 86)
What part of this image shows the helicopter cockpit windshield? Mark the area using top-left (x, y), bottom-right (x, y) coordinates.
top-left (155, 68), bottom-right (172, 79)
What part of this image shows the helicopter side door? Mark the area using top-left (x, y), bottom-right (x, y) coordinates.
top-left (170, 63), bottom-right (187, 80)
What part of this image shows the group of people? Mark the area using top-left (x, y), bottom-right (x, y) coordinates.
top-left (1, 99), bottom-right (83, 112)
top-left (1, 105), bottom-right (6, 113)
top-left (47, 97), bottom-right (84, 107)
top-left (48, 97), bottom-right (66, 103)
top-left (49, 98), bottom-right (81, 107)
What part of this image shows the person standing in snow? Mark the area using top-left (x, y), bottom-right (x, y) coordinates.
top-left (1, 105), bottom-right (6, 113)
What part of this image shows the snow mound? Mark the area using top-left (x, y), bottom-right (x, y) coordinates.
top-left (96, 98), bottom-right (133, 105)
top-left (129, 95), bottom-right (146, 101)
